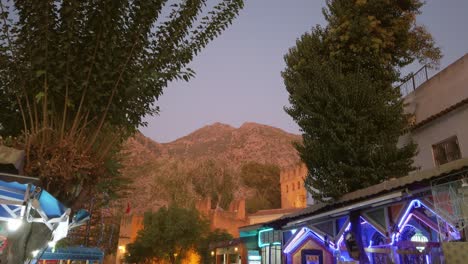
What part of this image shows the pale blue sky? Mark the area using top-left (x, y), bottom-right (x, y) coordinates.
top-left (140, 0), bottom-right (468, 143)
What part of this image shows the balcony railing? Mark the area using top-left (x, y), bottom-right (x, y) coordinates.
top-left (398, 65), bottom-right (430, 97)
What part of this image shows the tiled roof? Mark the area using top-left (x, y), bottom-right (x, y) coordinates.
top-left (248, 207), bottom-right (303, 217)
top-left (412, 98), bottom-right (468, 130)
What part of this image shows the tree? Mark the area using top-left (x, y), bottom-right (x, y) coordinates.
top-left (0, 0), bottom-right (243, 207)
top-left (125, 206), bottom-right (210, 264)
top-left (150, 160), bottom-right (198, 208)
top-left (0, 0), bottom-right (243, 260)
top-left (197, 229), bottom-right (233, 264)
top-left (190, 159), bottom-right (236, 210)
top-left (283, 0), bottom-right (440, 201)
top-left (324, 0), bottom-right (441, 81)
top-left (240, 162), bottom-right (281, 213)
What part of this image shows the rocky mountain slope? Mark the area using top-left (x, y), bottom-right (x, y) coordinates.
top-left (122, 122), bottom-right (302, 213)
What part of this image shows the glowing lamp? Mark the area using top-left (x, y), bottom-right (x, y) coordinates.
top-left (7, 218), bottom-right (22, 231)
top-left (31, 250), bottom-right (39, 257)
top-left (411, 231), bottom-right (428, 252)
top-left (118, 245), bottom-right (126, 253)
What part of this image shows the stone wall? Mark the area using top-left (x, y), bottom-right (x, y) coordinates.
top-left (280, 163), bottom-right (308, 209)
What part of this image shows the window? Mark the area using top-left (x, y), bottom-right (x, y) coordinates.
top-left (292, 184), bottom-right (295, 191)
top-left (270, 245), bottom-right (282, 264)
top-left (261, 245), bottom-right (281, 264)
top-left (286, 185), bottom-right (288, 193)
top-left (433, 136), bottom-right (461, 166)
top-left (297, 181), bottom-right (300, 189)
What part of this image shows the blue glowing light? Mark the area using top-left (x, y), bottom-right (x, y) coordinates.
top-left (248, 255), bottom-right (261, 261)
top-left (258, 228), bottom-right (274, 248)
top-left (392, 199), bottom-right (459, 244)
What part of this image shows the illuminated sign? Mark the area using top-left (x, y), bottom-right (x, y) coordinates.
top-left (248, 251), bottom-right (261, 264)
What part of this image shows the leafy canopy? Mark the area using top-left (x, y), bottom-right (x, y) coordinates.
top-left (125, 206), bottom-right (210, 263)
top-left (190, 159), bottom-right (236, 210)
top-left (0, 0), bottom-right (243, 206)
top-left (283, 0), bottom-right (440, 201)
top-left (197, 229), bottom-right (233, 264)
top-left (240, 162), bottom-right (281, 213)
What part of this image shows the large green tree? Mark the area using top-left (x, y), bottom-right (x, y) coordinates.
top-left (0, 0), bottom-right (243, 261)
top-left (197, 228), bottom-right (233, 264)
top-left (125, 206), bottom-right (210, 264)
top-left (190, 159), bottom-right (236, 210)
top-left (240, 162), bottom-right (281, 213)
top-left (283, 0), bottom-right (441, 201)
top-left (0, 0), bottom-right (243, 206)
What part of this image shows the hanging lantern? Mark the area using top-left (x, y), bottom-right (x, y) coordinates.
top-left (411, 231), bottom-right (428, 252)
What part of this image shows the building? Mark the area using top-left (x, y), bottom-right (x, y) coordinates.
top-left (116, 215), bottom-right (143, 263)
top-left (402, 54), bottom-right (468, 171)
top-left (248, 208), bottom-right (305, 225)
top-left (244, 54), bottom-right (468, 264)
top-left (280, 164), bottom-right (310, 209)
top-left (196, 198), bottom-right (249, 237)
top-left (270, 159), bottom-right (468, 264)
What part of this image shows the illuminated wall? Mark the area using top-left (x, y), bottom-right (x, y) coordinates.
top-left (280, 163), bottom-right (308, 209)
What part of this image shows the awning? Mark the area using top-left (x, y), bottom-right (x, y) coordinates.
top-left (0, 174), bottom-right (70, 245)
top-left (0, 179), bottom-right (68, 224)
top-left (40, 247), bottom-right (104, 262)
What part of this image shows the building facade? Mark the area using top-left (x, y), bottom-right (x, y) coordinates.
top-left (402, 54), bottom-right (468, 171)
top-left (238, 54), bottom-right (468, 264)
top-left (280, 164), bottom-right (310, 209)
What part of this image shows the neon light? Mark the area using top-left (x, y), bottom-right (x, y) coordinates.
top-left (283, 227), bottom-right (307, 253)
top-left (336, 222), bottom-right (351, 250)
top-left (392, 199), bottom-right (459, 243)
top-left (258, 228), bottom-right (274, 247)
top-left (248, 256), bottom-right (261, 261)
top-left (291, 229), bottom-right (297, 235)
top-left (283, 227), bottom-right (331, 254)
top-left (258, 228), bottom-right (283, 248)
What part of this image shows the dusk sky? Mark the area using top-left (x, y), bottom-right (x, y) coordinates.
top-left (140, 0), bottom-right (468, 143)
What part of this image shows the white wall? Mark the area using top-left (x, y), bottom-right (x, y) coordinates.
top-left (410, 104), bottom-right (468, 171)
top-left (403, 54), bottom-right (468, 171)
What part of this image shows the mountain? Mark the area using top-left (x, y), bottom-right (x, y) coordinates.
top-left (121, 122), bottom-right (302, 213)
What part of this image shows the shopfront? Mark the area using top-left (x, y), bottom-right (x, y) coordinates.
top-left (266, 159), bottom-right (468, 264)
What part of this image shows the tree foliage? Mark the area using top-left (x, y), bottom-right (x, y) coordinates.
top-left (240, 162), bottom-right (281, 213)
top-left (283, 0), bottom-right (440, 201)
top-left (0, 0), bottom-right (243, 260)
top-left (125, 206), bottom-right (210, 264)
top-left (0, 0), bottom-right (243, 206)
top-left (190, 159), bottom-right (236, 210)
top-left (197, 228), bottom-right (233, 264)
top-left (324, 0), bottom-right (441, 80)
top-left (150, 160), bottom-right (199, 208)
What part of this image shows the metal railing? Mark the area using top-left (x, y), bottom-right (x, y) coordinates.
top-left (398, 65), bottom-right (430, 97)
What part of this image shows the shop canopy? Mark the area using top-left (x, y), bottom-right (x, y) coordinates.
top-left (0, 172), bottom-right (70, 241)
top-left (40, 247), bottom-right (104, 262)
